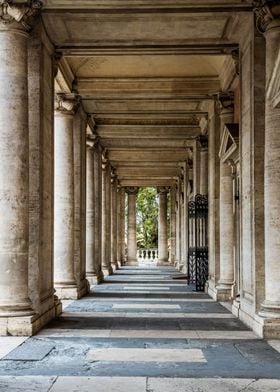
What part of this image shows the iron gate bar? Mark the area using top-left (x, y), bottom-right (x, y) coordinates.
top-left (188, 194), bottom-right (208, 291)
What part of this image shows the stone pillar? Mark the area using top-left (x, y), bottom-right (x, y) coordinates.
top-left (206, 101), bottom-right (221, 298)
top-left (126, 187), bottom-right (138, 265)
top-left (54, 94), bottom-right (80, 299)
top-left (198, 135), bottom-right (208, 195)
top-left (182, 161), bottom-right (189, 273)
top-left (158, 187), bottom-right (169, 265)
top-left (175, 180), bottom-right (182, 268)
top-left (111, 173), bottom-right (118, 271)
top-left (170, 187), bottom-right (176, 265)
top-left (216, 95), bottom-right (235, 301)
top-left (86, 136), bottom-right (103, 285)
top-left (101, 159), bottom-right (113, 276)
top-left (257, 7), bottom-right (280, 321)
top-left (93, 142), bottom-right (103, 283)
top-left (0, 2), bottom-right (41, 325)
top-left (119, 188), bottom-right (126, 266)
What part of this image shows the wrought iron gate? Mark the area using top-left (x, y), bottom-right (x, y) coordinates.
top-left (188, 194), bottom-right (208, 291)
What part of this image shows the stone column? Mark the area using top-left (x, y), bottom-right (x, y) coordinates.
top-left (158, 187), bottom-right (169, 265)
top-left (198, 135), bottom-right (208, 195)
top-left (54, 94), bottom-right (80, 299)
top-left (93, 142), bottom-right (103, 283)
top-left (111, 173), bottom-right (118, 271)
top-left (0, 2), bottom-right (42, 323)
top-left (86, 136), bottom-right (103, 285)
top-left (101, 159), bottom-right (113, 276)
top-left (119, 188), bottom-right (126, 266)
top-left (175, 180), bottom-right (182, 268)
top-left (257, 6), bottom-right (280, 321)
top-left (206, 101), bottom-right (221, 298)
top-left (170, 187), bottom-right (177, 265)
top-left (216, 94), bottom-right (234, 301)
top-left (182, 161), bottom-right (189, 273)
top-left (126, 187), bottom-right (138, 265)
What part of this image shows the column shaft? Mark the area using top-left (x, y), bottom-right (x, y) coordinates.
top-left (101, 162), bottom-right (113, 276)
top-left (93, 144), bottom-right (103, 283)
top-left (0, 29), bottom-right (32, 315)
top-left (54, 109), bottom-right (77, 297)
top-left (127, 188), bottom-right (138, 265)
top-left (170, 187), bottom-right (176, 265)
top-left (111, 176), bottom-right (118, 270)
top-left (158, 189), bottom-right (169, 264)
top-left (216, 105), bottom-right (234, 301)
top-left (261, 18), bottom-right (280, 317)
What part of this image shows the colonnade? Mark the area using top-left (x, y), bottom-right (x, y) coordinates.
top-left (0, 0), bottom-right (279, 340)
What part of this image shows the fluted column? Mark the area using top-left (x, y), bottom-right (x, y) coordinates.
top-left (216, 94), bottom-right (234, 301)
top-left (54, 94), bottom-right (80, 299)
top-left (198, 135), bottom-right (208, 195)
top-left (126, 187), bottom-right (138, 265)
top-left (170, 187), bottom-right (176, 265)
top-left (101, 160), bottom-right (113, 276)
top-left (256, 5), bottom-right (280, 320)
top-left (158, 187), bottom-right (169, 265)
top-left (0, 1), bottom-right (42, 320)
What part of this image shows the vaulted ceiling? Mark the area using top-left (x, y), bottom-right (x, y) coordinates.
top-left (44, 0), bottom-right (251, 188)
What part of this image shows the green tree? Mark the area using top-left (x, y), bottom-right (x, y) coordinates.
top-left (136, 187), bottom-right (158, 248)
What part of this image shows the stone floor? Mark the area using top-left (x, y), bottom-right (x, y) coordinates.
top-left (0, 266), bottom-right (280, 391)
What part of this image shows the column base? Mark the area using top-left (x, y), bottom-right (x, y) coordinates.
top-left (126, 260), bottom-right (138, 266)
top-left (215, 281), bottom-right (234, 301)
top-left (87, 271), bottom-right (104, 286)
top-left (157, 259), bottom-right (169, 266)
top-left (111, 263), bottom-right (118, 272)
top-left (55, 280), bottom-right (88, 300)
top-left (239, 305), bottom-right (280, 339)
top-left (206, 279), bottom-right (219, 300)
top-left (0, 300), bottom-right (62, 337)
top-left (102, 266), bottom-right (113, 277)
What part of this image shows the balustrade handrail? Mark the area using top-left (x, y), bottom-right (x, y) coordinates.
top-left (137, 248), bottom-right (158, 260)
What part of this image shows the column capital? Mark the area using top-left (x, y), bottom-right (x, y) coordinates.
top-left (217, 91), bottom-right (234, 112)
top-left (0, 0), bottom-right (42, 32)
top-left (196, 135), bottom-right (208, 150)
top-left (55, 93), bottom-right (80, 116)
top-left (86, 134), bottom-right (100, 149)
top-left (253, 1), bottom-right (280, 33)
top-left (157, 186), bottom-right (170, 195)
top-left (125, 187), bottom-right (139, 195)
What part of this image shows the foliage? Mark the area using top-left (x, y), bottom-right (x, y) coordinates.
top-left (136, 187), bottom-right (158, 248)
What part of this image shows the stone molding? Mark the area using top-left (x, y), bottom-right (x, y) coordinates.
top-left (253, 1), bottom-right (280, 33)
top-left (55, 93), bottom-right (80, 115)
top-left (0, 0), bottom-right (42, 31)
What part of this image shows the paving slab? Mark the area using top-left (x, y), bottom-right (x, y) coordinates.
top-left (50, 376), bottom-right (146, 392)
top-left (3, 339), bottom-right (55, 361)
top-left (87, 348), bottom-right (206, 363)
top-left (0, 376), bottom-right (56, 392)
top-left (147, 378), bottom-right (280, 392)
top-left (0, 337), bottom-right (28, 360)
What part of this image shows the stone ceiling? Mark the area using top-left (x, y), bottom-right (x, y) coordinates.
top-left (45, 0), bottom-right (251, 187)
